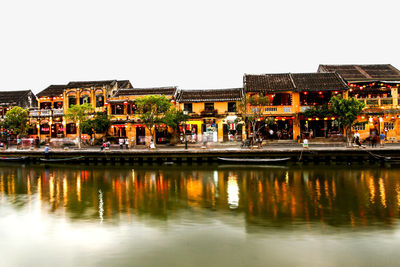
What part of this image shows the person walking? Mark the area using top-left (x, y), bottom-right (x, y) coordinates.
top-left (125, 138), bottom-right (129, 149)
top-left (371, 131), bottom-right (377, 148)
top-left (119, 138), bottom-right (124, 149)
top-left (354, 130), bottom-right (361, 147)
top-left (379, 132), bottom-right (386, 147)
top-left (44, 145), bottom-right (50, 159)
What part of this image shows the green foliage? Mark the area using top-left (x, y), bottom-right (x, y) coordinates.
top-left (163, 108), bottom-right (189, 129)
top-left (329, 95), bottom-right (365, 139)
top-left (303, 104), bottom-right (334, 118)
top-left (81, 112), bottom-right (111, 135)
top-left (135, 95), bottom-right (172, 143)
top-left (4, 107), bottom-right (29, 136)
top-left (238, 94), bottom-right (270, 141)
top-left (65, 104), bottom-right (94, 148)
top-left (65, 104), bottom-right (94, 123)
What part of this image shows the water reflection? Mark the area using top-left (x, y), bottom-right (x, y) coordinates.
top-left (0, 164), bottom-right (400, 227)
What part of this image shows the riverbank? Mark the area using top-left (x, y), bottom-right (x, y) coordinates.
top-left (0, 142), bottom-right (399, 163)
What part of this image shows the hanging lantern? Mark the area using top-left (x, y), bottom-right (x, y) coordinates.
top-left (124, 101), bottom-right (128, 105)
top-left (331, 117), bottom-right (335, 120)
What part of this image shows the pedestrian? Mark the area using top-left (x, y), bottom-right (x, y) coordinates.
top-left (119, 138), bottom-right (124, 149)
top-left (35, 136), bottom-right (40, 148)
top-left (309, 129), bottom-right (314, 139)
top-left (16, 136), bottom-right (21, 149)
top-left (44, 145), bottom-right (50, 159)
top-left (380, 132), bottom-right (386, 147)
top-left (354, 130), bottom-right (362, 147)
top-left (257, 135), bottom-right (263, 148)
top-left (371, 131), bottom-right (377, 148)
top-left (125, 138), bottom-right (129, 149)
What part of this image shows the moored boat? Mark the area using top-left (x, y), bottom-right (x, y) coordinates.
top-left (40, 156), bottom-right (85, 162)
top-left (0, 156), bottom-right (29, 162)
top-left (217, 157), bottom-right (291, 164)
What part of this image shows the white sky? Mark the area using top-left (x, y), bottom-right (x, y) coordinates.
top-left (0, 0), bottom-right (399, 94)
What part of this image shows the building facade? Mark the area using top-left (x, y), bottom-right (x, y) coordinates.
top-left (318, 64), bottom-right (400, 140)
top-left (244, 72), bottom-right (349, 140)
top-left (176, 88), bottom-right (243, 142)
top-left (107, 87), bottom-right (177, 145)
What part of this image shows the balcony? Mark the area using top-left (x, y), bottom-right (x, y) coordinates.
top-left (260, 106), bottom-right (293, 114)
top-left (358, 98), bottom-right (393, 108)
top-left (53, 109), bottom-right (63, 116)
top-left (30, 110), bottom-right (40, 117)
top-left (40, 110), bottom-right (52, 116)
top-left (200, 109), bottom-right (218, 117)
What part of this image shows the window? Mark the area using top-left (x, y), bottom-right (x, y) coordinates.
top-left (353, 124), bottom-right (365, 131)
top-left (272, 93), bottom-right (292, 106)
top-left (184, 103), bottom-right (193, 113)
top-left (384, 122), bottom-right (394, 130)
top-left (68, 97), bottom-right (76, 107)
top-left (80, 95), bottom-right (90, 105)
top-left (40, 124), bottom-right (50, 134)
top-left (111, 104), bottom-right (123, 115)
top-left (96, 95), bottom-right (104, 107)
top-left (66, 123), bottom-right (77, 134)
top-left (228, 102), bottom-right (236, 112)
top-left (204, 103), bottom-right (214, 111)
top-left (54, 101), bottom-right (63, 109)
top-left (40, 102), bottom-right (51, 109)
top-left (127, 103), bottom-right (136, 114)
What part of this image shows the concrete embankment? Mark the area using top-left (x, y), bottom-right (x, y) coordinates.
top-left (0, 145), bottom-right (399, 164)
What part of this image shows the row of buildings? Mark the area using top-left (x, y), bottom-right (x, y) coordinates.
top-left (1, 64), bottom-right (400, 144)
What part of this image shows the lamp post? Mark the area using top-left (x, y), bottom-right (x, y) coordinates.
top-left (183, 110), bottom-right (188, 149)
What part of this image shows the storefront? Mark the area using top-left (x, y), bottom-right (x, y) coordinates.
top-left (300, 117), bottom-right (339, 138)
top-left (155, 125), bottom-right (169, 144)
top-left (202, 119), bottom-right (218, 142)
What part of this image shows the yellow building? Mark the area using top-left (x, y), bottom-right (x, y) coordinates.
top-left (107, 87), bottom-right (177, 145)
top-left (318, 64), bottom-right (400, 141)
top-left (176, 88), bottom-right (243, 142)
top-left (31, 85), bottom-right (66, 140)
top-left (63, 80), bottom-right (132, 140)
top-left (243, 73), bottom-right (349, 140)
top-left (31, 80), bottom-right (132, 141)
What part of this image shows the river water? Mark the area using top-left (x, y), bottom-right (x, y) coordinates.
top-left (0, 162), bottom-right (399, 266)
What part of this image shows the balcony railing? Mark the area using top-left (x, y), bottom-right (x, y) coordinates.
top-left (40, 110), bottom-right (51, 116)
top-left (30, 110), bottom-right (40, 117)
top-left (359, 98), bottom-right (393, 107)
top-left (52, 109), bottom-right (63, 116)
top-left (200, 109), bottom-right (218, 117)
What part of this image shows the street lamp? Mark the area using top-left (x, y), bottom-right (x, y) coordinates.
top-left (183, 110), bottom-right (188, 149)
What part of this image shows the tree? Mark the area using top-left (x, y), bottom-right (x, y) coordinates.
top-left (65, 104), bottom-right (94, 148)
top-left (303, 103), bottom-right (334, 118)
top-left (238, 94), bottom-right (269, 144)
top-left (135, 95), bottom-right (172, 147)
top-left (4, 107), bottom-right (29, 136)
top-left (81, 112), bottom-right (111, 138)
top-left (329, 95), bottom-right (365, 145)
top-left (163, 108), bottom-right (189, 145)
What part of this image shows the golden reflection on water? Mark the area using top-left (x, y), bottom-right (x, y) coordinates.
top-left (1, 165), bottom-right (400, 226)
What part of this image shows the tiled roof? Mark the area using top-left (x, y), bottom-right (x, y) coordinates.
top-left (37, 85), bottom-right (66, 97)
top-left (244, 73), bottom-right (348, 92)
top-left (177, 88), bottom-right (243, 102)
top-left (66, 80), bottom-right (132, 89)
top-left (244, 74), bottom-right (295, 92)
top-left (114, 87), bottom-right (177, 97)
top-left (291, 73), bottom-right (348, 91)
top-left (0, 90), bottom-right (32, 105)
top-left (117, 80), bottom-right (133, 89)
top-left (318, 64), bottom-right (400, 81)
top-left (67, 80), bottom-right (117, 88)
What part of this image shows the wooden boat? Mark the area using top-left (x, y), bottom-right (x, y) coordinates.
top-left (217, 157), bottom-right (291, 164)
top-left (40, 156), bottom-right (85, 162)
top-left (0, 156), bottom-right (29, 162)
